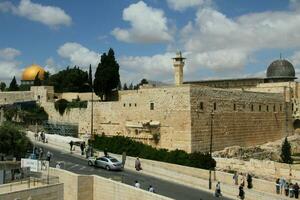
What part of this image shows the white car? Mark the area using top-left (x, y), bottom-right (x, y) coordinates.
top-left (88, 156), bottom-right (123, 171)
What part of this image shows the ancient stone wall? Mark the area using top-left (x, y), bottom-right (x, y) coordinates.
top-left (190, 86), bottom-right (290, 152)
top-left (0, 91), bottom-right (34, 105)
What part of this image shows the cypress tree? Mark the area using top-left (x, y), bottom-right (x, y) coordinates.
top-left (88, 64), bottom-right (93, 88)
top-left (281, 137), bottom-right (293, 164)
top-left (94, 48), bottom-right (120, 100)
top-left (129, 83), bottom-right (133, 90)
top-left (33, 72), bottom-right (42, 86)
top-left (123, 83), bottom-right (128, 90)
top-left (8, 76), bottom-right (19, 91)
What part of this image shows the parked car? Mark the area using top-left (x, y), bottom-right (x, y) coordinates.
top-left (88, 156), bottom-right (123, 171)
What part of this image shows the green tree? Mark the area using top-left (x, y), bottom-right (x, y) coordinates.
top-left (129, 83), bottom-right (133, 90)
top-left (123, 83), bottom-right (128, 90)
top-left (140, 78), bottom-right (148, 85)
top-left (8, 76), bottom-right (19, 91)
top-left (94, 48), bottom-right (120, 100)
top-left (0, 82), bottom-right (6, 91)
top-left (281, 137), bottom-right (293, 164)
top-left (43, 71), bottom-right (50, 85)
top-left (33, 72), bottom-right (42, 86)
top-left (48, 66), bottom-right (89, 92)
top-left (88, 64), bottom-right (93, 88)
top-left (0, 122), bottom-right (32, 160)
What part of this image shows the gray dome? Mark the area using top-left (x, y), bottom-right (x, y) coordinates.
top-left (266, 59), bottom-right (296, 80)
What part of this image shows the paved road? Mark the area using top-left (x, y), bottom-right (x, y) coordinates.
top-left (38, 144), bottom-right (233, 200)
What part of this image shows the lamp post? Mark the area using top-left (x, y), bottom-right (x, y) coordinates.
top-left (209, 110), bottom-right (214, 190)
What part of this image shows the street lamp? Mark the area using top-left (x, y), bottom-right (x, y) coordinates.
top-left (209, 110), bottom-right (214, 190)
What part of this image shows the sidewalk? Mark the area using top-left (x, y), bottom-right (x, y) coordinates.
top-left (27, 131), bottom-right (292, 200)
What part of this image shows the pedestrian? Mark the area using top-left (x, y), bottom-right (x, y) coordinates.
top-left (46, 151), bottom-right (52, 162)
top-left (56, 162), bottom-right (61, 169)
top-left (240, 173), bottom-right (245, 187)
top-left (69, 140), bottom-right (74, 153)
top-left (134, 180), bottom-right (140, 188)
top-left (135, 157), bottom-right (142, 171)
top-left (39, 147), bottom-right (44, 160)
top-left (85, 145), bottom-right (90, 158)
top-left (34, 147), bottom-right (39, 158)
top-left (238, 185), bottom-right (245, 200)
top-left (290, 183), bottom-right (295, 198)
top-left (284, 182), bottom-right (289, 196)
top-left (34, 132), bottom-right (38, 141)
top-left (294, 182), bottom-right (299, 199)
top-left (215, 181), bottom-right (222, 197)
top-left (276, 178), bottom-right (280, 194)
top-left (279, 177), bottom-right (286, 194)
top-left (233, 171), bottom-right (239, 185)
top-left (104, 148), bottom-right (108, 157)
top-left (148, 185), bottom-right (155, 193)
top-left (247, 173), bottom-right (253, 189)
top-left (80, 142), bottom-right (85, 155)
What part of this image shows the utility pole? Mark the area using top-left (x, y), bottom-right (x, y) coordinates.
top-left (209, 110), bottom-right (214, 190)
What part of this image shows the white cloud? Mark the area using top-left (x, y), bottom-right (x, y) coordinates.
top-left (44, 57), bottom-right (58, 74)
top-left (166, 0), bottom-right (210, 11)
top-left (112, 1), bottom-right (172, 43)
top-left (0, 48), bottom-right (21, 60)
top-left (0, 0), bottom-right (71, 28)
top-left (119, 53), bottom-right (175, 83)
top-left (177, 7), bottom-right (300, 72)
top-left (0, 48), bottom-right (22, 82)
top-left (57, 42), bottom-right (100, 68)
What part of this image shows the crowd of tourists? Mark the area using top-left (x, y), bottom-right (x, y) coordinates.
top-left (276, 177), bottom-right (300, 198)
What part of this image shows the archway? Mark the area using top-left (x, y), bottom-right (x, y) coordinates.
top-left (293, 119), bottom-right (300, 133)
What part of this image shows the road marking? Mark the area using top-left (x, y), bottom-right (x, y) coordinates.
top-left (69, 164), bottom-right (79, 169)
top-left (79, 166), bottom-right (86, 170)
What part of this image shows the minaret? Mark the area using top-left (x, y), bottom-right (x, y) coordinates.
top-left (172, 51), bottom-right (185, 86)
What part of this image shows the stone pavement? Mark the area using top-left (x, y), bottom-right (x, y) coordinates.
top-left (27, 131), bottom-right (292, 200)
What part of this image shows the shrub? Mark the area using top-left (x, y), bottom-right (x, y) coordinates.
top-left (92, 135), bottom-right (216, 170)
top-left (281, 137), bottom-right (293, 164)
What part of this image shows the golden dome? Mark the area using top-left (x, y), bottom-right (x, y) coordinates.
top-left (22, 64), bottom-right (45, 81)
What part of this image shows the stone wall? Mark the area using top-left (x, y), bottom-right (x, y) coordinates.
top-left (48, 168), bottom-right (172, 200)
top-left (190, 86), bottom-right (290, 152)
top-left (0, 91), bottom-right (34, 105)
top-left (0, 183), bottom-right (63, 200)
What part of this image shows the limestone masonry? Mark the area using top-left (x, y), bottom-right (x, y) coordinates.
top-left (1, 53), bottom-right (299, 153)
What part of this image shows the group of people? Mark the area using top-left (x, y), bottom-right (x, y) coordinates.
top-left (232, 172), bottom-right (253, 199)
top-left (134, 180), bottom-right (155, 193)
top-left (69, 140), bottom-right (90, 156)
top-left (276, 177), bottom-right (300, 198)
top-left (33, 146), bottom-right (52, 162)
top-left (34, 131), bottom-right (47, 143)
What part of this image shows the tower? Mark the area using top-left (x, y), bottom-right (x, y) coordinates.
top-left (172, 51), bottom-right (185, 86)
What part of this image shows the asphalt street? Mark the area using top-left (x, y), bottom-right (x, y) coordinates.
top-left (38, 144), bottom-right (233, 200)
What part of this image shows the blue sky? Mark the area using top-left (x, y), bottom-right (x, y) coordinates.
top-left (1, 0), bottom-right (300, 84)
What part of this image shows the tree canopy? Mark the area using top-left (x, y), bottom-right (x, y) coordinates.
top-left (0, 122), bottom-right (32, 160)
top-left (281, 137), bottom-right (293, 164)
top-left (48, 66), bottom-right (90, 93)
top-left (33, 72), bottom-right (42, 86)
top-left (0, 82), bottom-right (6, 91)
top-left (8, 76), bottom-right (19, 91)
top-left (94, 48), bottom-right (120, 100)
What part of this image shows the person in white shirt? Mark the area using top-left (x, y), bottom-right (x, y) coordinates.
top-left (134, 180), bottom-right (140, 188)
top-left (148, 185), bottom-right (155, 193)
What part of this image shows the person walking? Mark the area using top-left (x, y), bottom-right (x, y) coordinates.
top-left (148, 185), bottom-right (155, 193)
top-left (135, 157), bottom-right (142, 171)
top-left (247, 174), bottom-right (253, 189)
top-left (294, 183), bottom-right (299, 199)
top-left (276, 178), bottom-right (280, 194)
top-left (284, 182), bottom-right (289, 196)
top-left (80, 142), bottom-right (85, 155)
top-left (69, 140), bottom-right (74, 153)
top-left (279, 177), bottom-right (286, 194)
top-left (290, 183), bottom-right (295, 198)
top-left (39, 147), bottom-right (44, 160)
top-left (238, 185), bottom-right (245, 200)
top-left (46, 151), bottom-right (52, 162)
top-left (233, 172), bottom-right (239, 185)
top-left (104, 148), bottom-right (108, 157)
top-left (215, 181), bottom-right (222, 197)
top-left (134, 180), bottom-right (140, 188)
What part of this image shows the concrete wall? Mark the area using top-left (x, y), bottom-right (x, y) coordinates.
top-left (0, 183), bottom-right (63, 200)
top-left (48, 168), bottom-right (172, 200)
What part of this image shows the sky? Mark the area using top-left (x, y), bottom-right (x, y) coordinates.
top-left (1, 0), bottom-right (300, 85)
